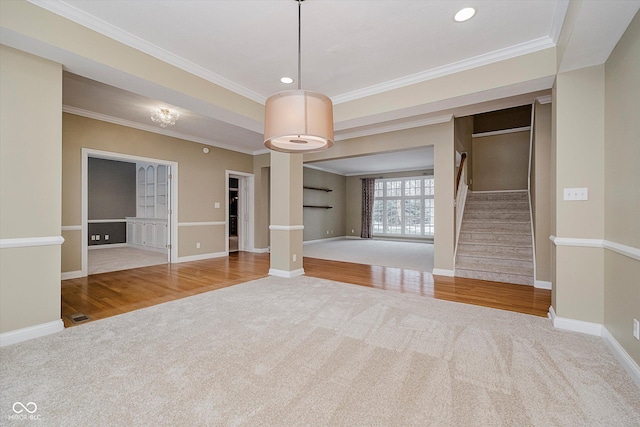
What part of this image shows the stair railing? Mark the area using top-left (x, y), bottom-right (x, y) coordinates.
top-left (528, 102), bottom-right (538, 287)
top-left (454, 153), bottom-right (468, 262)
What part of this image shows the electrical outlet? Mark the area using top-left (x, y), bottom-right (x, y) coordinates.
top-left (563, 187), bottom-right (588, 201)
top-left (96, 235), bottom-right (100, 240)
top-left (105, 234), bottom-right (109, 240)
top-left (326, 230), bottom-right (329, 235)
top-left (91, 235), bottom-right (95, 241)
top-left (196, 242), bottom-right (200, 249)
top-left (351, 229), bottom-right (355, 233)
top-left (293, 254), bottom-right (297, 262)
top-left (634, 319), bottom-right (639, 340)
top-left (214, 202), bottom-right (220, 209)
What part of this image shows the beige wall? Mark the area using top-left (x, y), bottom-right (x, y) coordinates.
top-left (0, 46), bottom-right (62, 333)
top-left (604, 11), bottom-right (640, 364)
top-left (553, 65), bottom-right (606, 324)
top-left (302, 168), bottom-right (346, 241)
top-left (533, 102), bottom-right (552, 282)
top-left (472, 131), bottom-right (530, 191)
top-left (253, 153), bottom-right (271, 250)
top-left (62, 113), bottom-right (253, 271)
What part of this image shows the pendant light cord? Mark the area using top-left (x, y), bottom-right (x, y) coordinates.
top-left (297, 0), bottom-right (302, 90)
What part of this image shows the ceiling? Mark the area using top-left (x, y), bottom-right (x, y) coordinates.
top-left (12, 1), bottom-right (640, 173)
top-left (306, 147), bottom-right (436, 177)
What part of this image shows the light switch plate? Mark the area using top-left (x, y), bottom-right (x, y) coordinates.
top-left (563, 187), bottom-right (588, 201)
top-left (214, 202), bottom-right (220, 208)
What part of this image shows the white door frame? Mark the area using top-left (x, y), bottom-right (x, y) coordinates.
top-left (225, 170), bottom-right (254, 253)
top-left (82, 148), bottom-right (179, 276)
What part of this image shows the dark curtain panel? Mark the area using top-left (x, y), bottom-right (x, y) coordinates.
top-left (361, 178), bottom-right (376, 238)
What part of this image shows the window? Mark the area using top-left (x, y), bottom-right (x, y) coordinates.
top-left (372, 176), bottom-right (434, 237)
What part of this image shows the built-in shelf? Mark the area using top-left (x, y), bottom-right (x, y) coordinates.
top-left (303, 205), bottom-right (333, 209)
top-left (303, 186), bottom-right (332, 192)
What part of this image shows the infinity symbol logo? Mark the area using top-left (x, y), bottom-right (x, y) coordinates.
top-left (13, 402), bottom-right (37, 414)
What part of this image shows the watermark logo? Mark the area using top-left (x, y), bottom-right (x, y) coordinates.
top-left (8, 402), bottom-right (41, 421)
top-left (12, 402), bottom-right (37, 414)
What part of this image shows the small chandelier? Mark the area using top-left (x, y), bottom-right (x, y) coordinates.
top-left (264, 0), bottom-right (334, 153)
top-left (151, 108), bottom-right (179, 128)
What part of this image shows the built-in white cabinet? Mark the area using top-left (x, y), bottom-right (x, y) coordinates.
top-left (138, 164), bottom-right (165, 218)
top-left (126, 218), bottom-right (168, 252)
top-left (129, 162), bottom-right (169, 252)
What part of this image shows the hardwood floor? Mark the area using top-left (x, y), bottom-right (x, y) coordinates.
top-left (61, 252), bottom-right (551, 327)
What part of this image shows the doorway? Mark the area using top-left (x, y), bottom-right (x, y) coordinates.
top-left (229, 177), bottom-right (239, 252)
top-left (82, 148), bottom-right (178, 276)
top-left (226, 170), bottom-right (254, 253)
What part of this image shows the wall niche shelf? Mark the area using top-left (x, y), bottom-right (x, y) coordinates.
top-left (303, 186), bottom-right (332, 192)
top-left (303, 205), bottom-right (333, 209)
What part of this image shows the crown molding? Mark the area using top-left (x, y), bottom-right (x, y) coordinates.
top-left (472, 126), bottom-right (531, 138)
top-left (332, 37), bottom-right (555, 105)
top-left (30, 0), bottom-right (559, 108)
top-left (62, 106), bottom-right (254, 155)
top-left (335, 115), bottom-right (453, 142)
top-left (550, 0), bottom-right (570, 45)
top-left (28, 0), bottom-right (266, 104)
top-left (536, 95), bottom-right (553, 104)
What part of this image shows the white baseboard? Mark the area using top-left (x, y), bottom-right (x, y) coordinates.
top-left (249, 247), bottom-right (270, 253)
top-left (176, 251), bottom-right (226, 263)
top-left (0, 320), bottom-right (64, 347)
top-left (303, 237), bottom-right (345, 245)
top-left (269, 268), bottom-right (305, 278)
top-left (88, 243), bottom-right (128, 250)
top-left (534, 280), bottom-right (552, 290)
top-left (602, 327), bottom-right (640, 389)
top-left (548, 308), bottom-right (640, 388)
top-left (548, 306), bottom-right (602, 336)
top-left (469, 189), bottom-right (528, 193)
top-left (61, 270), bottom-right (83, 280)
top-left (432, 268), bottom-right (454, 277)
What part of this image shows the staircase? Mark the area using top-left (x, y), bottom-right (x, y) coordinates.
top-left (455, 191), bottom-right (534, 286)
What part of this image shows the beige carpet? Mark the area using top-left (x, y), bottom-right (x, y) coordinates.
top-left (88, 246), bottom-right (167, 275)
top-left (1, 276), bottom-right (639, 425)
top-left (304, 238), bottom-right (434, 272)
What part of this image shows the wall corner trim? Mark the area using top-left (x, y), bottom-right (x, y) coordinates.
top-left (549, 235), bottom-right (604, 248)
top-left (549, 236), bottom-right (640, 261)
top-left (534, 280), bottom-right (552, 290)
top-left (0, 320), bottom-right (64, 347)
top-left (176, 252), bottom-right (226, 263)
top-left (548, 306), bottom-right (603, 336)
top-left (269, 268), bottom-right (305, 278)
top-left (269, 225), bottom-right (304, 231)
top-left (602, 240), bottom-right (640, 262)
top-left (432, 268), bottom-right (455, 277)
top-left (303, 237), bottom-right (345, 245)
top-left (250, 247), bottom-right (270, 253)
top-left (61, 270), bottom-right (83, 280)
top-left (602, 327), bottom-right (640, 389)
top-left (549, 307), bottom-right (640, 387)
top-left (0, 236), bottom-right (65, 249)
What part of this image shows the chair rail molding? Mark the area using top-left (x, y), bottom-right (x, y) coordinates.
top-left (0, 236), bottom-right (65, 249)
top-left (550, 235), bottom-right (640, 261)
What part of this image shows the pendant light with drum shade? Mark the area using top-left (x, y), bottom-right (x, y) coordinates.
top-left (264, 0), bottom-right (334, 153)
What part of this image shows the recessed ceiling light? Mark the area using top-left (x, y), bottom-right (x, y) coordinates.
top-left (454, 7), bottom-right (476, 22)
top-left (280, 77), bottom-right (294, 84)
